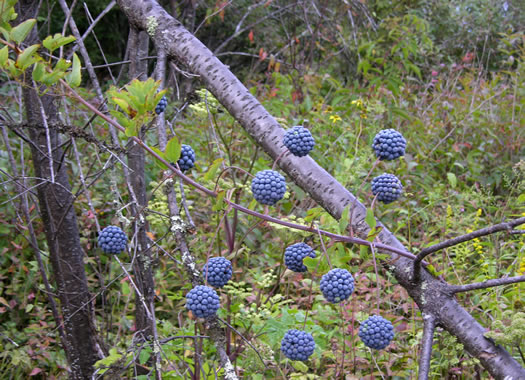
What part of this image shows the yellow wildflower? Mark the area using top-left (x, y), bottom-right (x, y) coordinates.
top-left (329, 114), bottom-right (342, 123)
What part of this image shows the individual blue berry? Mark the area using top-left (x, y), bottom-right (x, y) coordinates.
top-left (283, 126), bottom-right (315, 157)
top-left (203, 257), bottom-right (233, 288)
top-left (98, 225), bottom-right (127, 254)
top-left (251, 170), bottom-right (286, 206)
top-left (284, 243), bottom-right (316, 272)
top-left (320, 268), bottom-right (355, 303)
top-left (371, 173), bottom-right (403, 204)
top-left (280, 329), bottom-right (315, 361)
top-left (358, 315), bottom-right (395, 350)
top-left (372, 129), bottom-right (406, 161)
top-left (155, 95), bottom-right (168, 114)
top-left (178, 144), bottom-right (196, 172)
top-left (185, 285), bottom-right (220, 318)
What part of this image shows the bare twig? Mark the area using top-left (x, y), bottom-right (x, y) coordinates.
top-left (449, 275), bottom-right (525, 294)
top-left (413, 217), bottom-right (525, 283)
top-left (418, 313), bottom-right (436, 380)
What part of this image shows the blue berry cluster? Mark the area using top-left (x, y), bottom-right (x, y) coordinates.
top-left (372, 129), bottom-right (406, 161)
top-left (371, 173), bottom-right (403, 204)
top-left (358, 315), bottom-right (395, 350)
top-left (320, 268), bottom-right (355, 303)
top-left (203, 257), bottom-right (233, 288)
top-left (251, 170), bottom-right (287, 205)
top-left (185, 285), bottom-right (220, 318)
top-left (98, 226), bottom-right (127, 254)
top-left (284, 243), bottom-right (316, 272)
top-left (178, 144), bottom-right (196, 172)
top-left (283, 126), bottom-right (315, 157)
top-left (155, 95), bottom-right (168, 114)
top-left (280, 329), bottom-right (315, 361)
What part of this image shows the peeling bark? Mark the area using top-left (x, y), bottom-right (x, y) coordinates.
top-left (115, 1), bottom-right (525, 378)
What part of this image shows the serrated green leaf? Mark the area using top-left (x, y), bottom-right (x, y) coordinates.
top-left (365, 208), bottom-right (376, 230)
top-left (165, 136), bottom-right (181, 162)
top-left (10, 18), bottom-right (36, 44)
top-left (0, 46), bottom-right (8, 67)
top-left (65, 52), bottom-right (81, 87)
top-left (16, 43), bottom-right (39, 69)
top-left (204, 158), bottom-right (224, 181)
top-left (447, 172), bottom-right (457, 189)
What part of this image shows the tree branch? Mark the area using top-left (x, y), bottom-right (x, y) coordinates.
top-left (413, 217), bottom-right (525, 282)
top-left (418, 313), bottom-right (436, 380)
top-left (449, 275), bottom-right (525, 294)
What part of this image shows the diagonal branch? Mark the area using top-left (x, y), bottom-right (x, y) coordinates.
top-left (413, 217), bottom-right (525, 282)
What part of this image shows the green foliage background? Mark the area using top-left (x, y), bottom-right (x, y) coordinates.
top-left (0, 0), bottom-right (524, 378)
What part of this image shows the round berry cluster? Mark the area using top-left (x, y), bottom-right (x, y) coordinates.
top-left (372, 129), bottom-right (406, 161)
top-left (203, 257), bottom-right (233, 288)
top-left (320, 268), bottom-right (355, 303)
top-left (155, 95), bottom-right (168, 114)
top-left (284, 243), bottom-right (316, 272)
top-left (98, 226), bottom-right (127, 254)
top-left (371, 173), bottom-right (403, 204)
top-left (185, 285), bottom-right (220, 318)
top-left (358, 315), bottom-right (395, 350)
top-left (280, 329), bottom-right (315, 361)
top-left (251, 170), bottom-right (287, 205)
top-left (283, 126), bottom-right (315, 157)
top-left (178, 144), bottom-right (196, 172)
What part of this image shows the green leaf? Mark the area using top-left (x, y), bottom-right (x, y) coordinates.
top-left (40, 69), bottom-right (66, 86)
top-left (65, 52), bottom-right (81, 87)
top-left (16, 43), bottom-right (39, 70)
top-left (111, 97), bottom-right (130, 113)
top-left (121, 281), bottom-right (130, 296)
top-left (204, 158), bottom-right (224, 181)
top-left (42, 34), bottom-right (76, 53)
top-left (517, 193), bottom-right (525, 203)
top-left (338, 204), bottom-right (351, 234)
top-left (0, 46), bottom-right (7, 67)
top-left (150, 147), bottom-right (167, 169)
top-left (139, 348), bottom-right (151, 365)
top-left (10, 18), bottom-right (36, 44)
top-left (291, 360), bottom-right (309, 372)
top-left (0, 26), bottom-right (11, 41)
top-left (447, 172), bottom-right (457, 189)
top-left (365, 208), bottom-right (376, 230)
top-left (165, 136), bottom-right (181, 162)
top-left (32, 61), bottom-right (45, 81)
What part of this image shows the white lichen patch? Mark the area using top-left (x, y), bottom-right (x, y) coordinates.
top-left (146, 16), bottom-right (158, 37)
